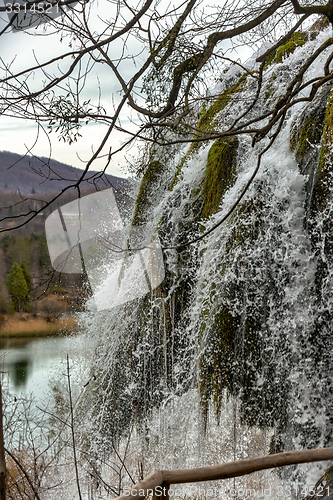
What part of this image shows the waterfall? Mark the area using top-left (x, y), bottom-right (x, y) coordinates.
top-left (73, 23), bottom-right (333, 498)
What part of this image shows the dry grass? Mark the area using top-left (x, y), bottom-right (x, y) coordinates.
top-left (0, 315), bottom-right (77, 338)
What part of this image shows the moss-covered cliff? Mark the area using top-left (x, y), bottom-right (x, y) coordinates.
top-left (90, 20), bottom-right (333, 455)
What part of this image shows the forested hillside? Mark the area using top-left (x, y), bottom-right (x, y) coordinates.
top-left (0, 233), bottom-right (86, 321)
top-left (0, 151), bottom-right (131, 317)
top-left (0, 151), bottom-right (130, 235)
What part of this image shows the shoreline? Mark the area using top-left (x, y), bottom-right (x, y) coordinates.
top-left (0, 315), bottom-right (78, 339)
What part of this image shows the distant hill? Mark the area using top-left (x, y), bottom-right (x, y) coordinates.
top-left (0, 150), bottom-right (128, 195)
top-left (0, 151), bottom-right (133, 236)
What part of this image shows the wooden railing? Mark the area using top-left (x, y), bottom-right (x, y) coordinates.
top-left (115, 447), bottom-right (333, 500)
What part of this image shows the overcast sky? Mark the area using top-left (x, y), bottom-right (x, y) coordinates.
top-left (0, 1), bottom-right (145, 178)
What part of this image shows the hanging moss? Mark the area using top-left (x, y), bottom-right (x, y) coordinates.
top-left (198, 174), bottom-right (293, 431)
top-left (132, 160), bottom-right (164, 226)
top-left (224, 195), bottom-right (264, 253)
top-left (307, 87), bottom-right (333, 382)
top-left (106, 150), bottom-right (200, 435)
top-left (310, 16), bottom-right (330, 34)
top-left (275, 32), bottom-right (306, 62)
top-left (201, 137), bottom-right (238, 218)
top-left (290, 114), bottom-right (325, 165)
top-left (289, 85), bottom-right (330, 224)
top-left (196, 73), bottom-right (248, 132)
top-left (199, 305), bottom-right (240, 426)
top-left (169, 73), bottom-right (248, 190)
top-left (198, 284), bottom-right (289, 429)
top-left (315, 88), bottom-right (333, 212)
top-left (264, 32), bottom-right (306, 70)
top-left (288, 86), bottom-right (333, 452)
top-left (169, 156), bottom-right (186, 191)
top-left (288, 87), bottom-right (333, 309)
top-left (312, 87), bottom-right (333, 210)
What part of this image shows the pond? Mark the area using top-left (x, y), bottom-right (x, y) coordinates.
top-left (0, 334), bottom-right (92, 404)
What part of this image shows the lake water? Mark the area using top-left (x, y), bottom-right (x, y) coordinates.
top-left (0, 334), bottom-right (92, 403)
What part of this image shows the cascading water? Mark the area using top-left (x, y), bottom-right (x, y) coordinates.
top-left (75, 22), bottom-right (333, 498)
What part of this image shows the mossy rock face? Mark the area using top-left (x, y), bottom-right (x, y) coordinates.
top-left (309, 85), bottom-right (333, 332)
top-left (228, 205), bottom-right (256, 248)
top-left (201, 137), bottom-right (238, 219)
top-left (290, 84), bottom-right (332, 223)
top-left (314, 86), bottom-right (333, 213)
top-left (198, 284), bottom-right (289, 429)
top-left (198, 181), bottom-right (290, 430)
top-left (169, 156), bottom-right (186, 191)
top-left (132, 160), bottom-right (164, 226)
top-left (290, 113), bottom-right (324, 167)
top-left (224, 191), bottom-right (265, 253)
top-left (300, 84), bottom-right (333, 266)
top-left (170, 73), bottom-right (247, 190)
top-left (290, 84), bottom-right (333, 401)
top-left (290, 86), bottom-right (330, 173)
top-left (264, 32), bottom-right (306, 70)
top-left (266, 76), bottom-right (276, 99)
top-left (310, 15), bottom-right (331, 34)
top-left (196, 73), bottom-right (248, 133)
top-left (199, 306), bottom-right (239, 424)
top-left (300, 87), bottom-right (333, 452)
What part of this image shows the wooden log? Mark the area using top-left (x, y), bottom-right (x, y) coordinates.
top-left (114, 447), bottom-right (333, 500)
top-left (162, 447), bottom-right (333, 484)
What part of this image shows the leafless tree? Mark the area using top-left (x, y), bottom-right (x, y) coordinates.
top-left (0, 3), bottom-right (333, 496)
top-left (0, 0), bottom-right (332, 246)
top-left (0, 360), bottom-right (135, 499)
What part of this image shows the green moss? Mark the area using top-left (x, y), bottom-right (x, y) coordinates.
top-left (310, 16), bottom-right (330, 33)
top-left (169, 73), bottom-right (248, 190)
top-left (199, 305), bottom-right (239, 425)
top-left (275, 32), bottom-right (306, 63)
top-left (224, 197), bottom-right (263, 254)
top-left (169, 157), bottom-right (186, 190)
top-left (318, 89), bottom-right (333, 172)
top-left (196, 73), bottom-right (248, 132)
top-left (199, 272), bottom-right (289, 429)
top-left (199, 290), bottom-right (279, 428)
top-left (201, 137), bottom-right (238, 219)
top-left (198, 179), bottom-right (292, 428)
top-left (291, 114), bottom-right (324, 162)
top-left (305, 90), bottom-right (333, 329)
top-left (266, 86), bottom-right (274, 99)
top-left (264, 32), bottom-right (306, 70)
top-left (264, 51), bottom-right (277, 71)
top-left (314, 88), bottom-right (333, 212)
top-left (132, 160), bottom-right (163, 226)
